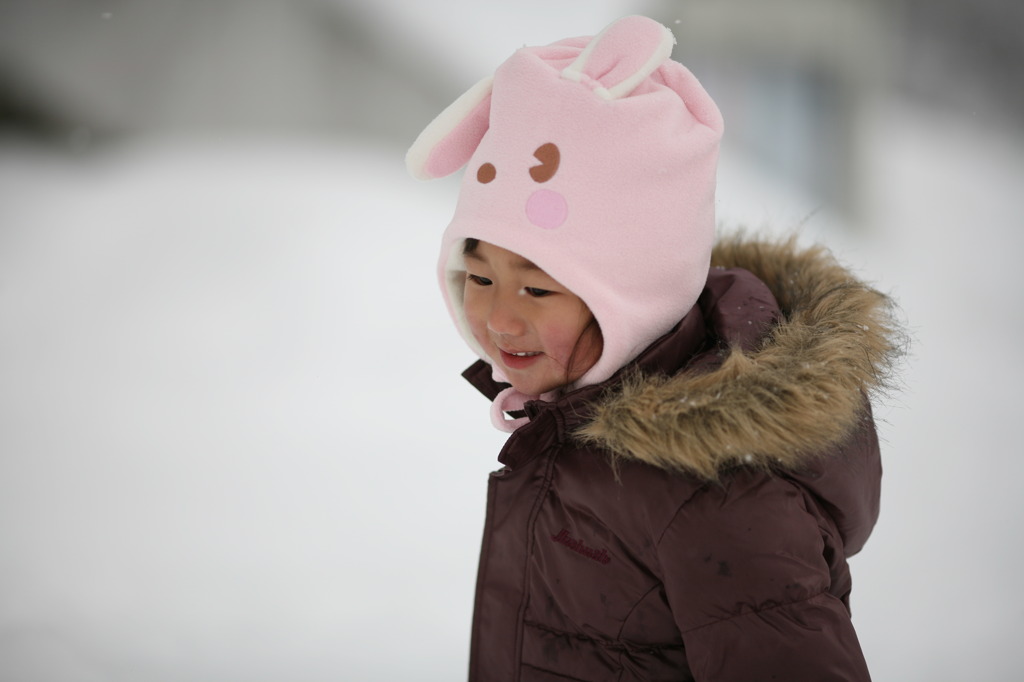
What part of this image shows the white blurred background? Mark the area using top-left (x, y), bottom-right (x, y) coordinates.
top-left (1, 1), bottom-right (1022, 680)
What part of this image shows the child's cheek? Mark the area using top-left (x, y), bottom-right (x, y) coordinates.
top-left (468, 321), bottom-right (489, 352)
top-left (463, 294), bottom-right (487, 347)
top-left (543, 323), bottom-right (578, 363)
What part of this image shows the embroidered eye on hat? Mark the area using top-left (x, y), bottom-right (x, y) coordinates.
top-left (407, 15), bottom-right (724, 429)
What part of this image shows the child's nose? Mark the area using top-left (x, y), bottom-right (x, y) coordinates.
top-left (487, 296), bottom-right (527, 337)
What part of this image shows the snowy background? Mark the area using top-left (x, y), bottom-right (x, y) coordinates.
top-left (2, 1), bottom-right (1023, 680)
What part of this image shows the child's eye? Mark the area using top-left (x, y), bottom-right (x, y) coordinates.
top-left (467, 274), bottom-right (492, 286)
top-left (524, 287), bottom-right (552, 298)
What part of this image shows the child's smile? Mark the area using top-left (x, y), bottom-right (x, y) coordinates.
top-left (463, 240), bottom-right (602, 396)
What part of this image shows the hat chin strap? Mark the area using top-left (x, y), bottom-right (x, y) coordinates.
top-left (489, 385), bottom-right (562, 432)
top-left (490, 387), bottom-right (531, 432)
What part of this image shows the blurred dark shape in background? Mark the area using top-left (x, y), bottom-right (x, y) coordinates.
top-left (0, 0), bottom-right (452, 148)
top-left (651, 0), bottom-right (1024, 215)
top-left (1, 0), bottom-right (1020, 217)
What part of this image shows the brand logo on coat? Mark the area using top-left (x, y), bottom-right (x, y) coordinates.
top-left (550, 528), bottom-right (612, 565)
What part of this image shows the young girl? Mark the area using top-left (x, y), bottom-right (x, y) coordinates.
top-left (407, 15), bottom-right (901, 682)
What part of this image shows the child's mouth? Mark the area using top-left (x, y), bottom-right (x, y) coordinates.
top-left (499, 349), bottom-right (543, 369)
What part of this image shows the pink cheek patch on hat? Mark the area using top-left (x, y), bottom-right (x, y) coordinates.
top-left (526, 190), bottom-right (567, 229)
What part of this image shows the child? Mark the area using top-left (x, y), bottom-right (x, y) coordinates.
top-left (407, 15), bottom-right (901, 682)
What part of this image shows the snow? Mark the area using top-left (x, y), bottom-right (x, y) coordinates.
top-left (1, 94), bottom-right (1023, 680)
top-left (0, 135), bottom-right (502, 681)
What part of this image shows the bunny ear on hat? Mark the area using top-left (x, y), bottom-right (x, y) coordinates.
top-left (561, 15), bottom-right (675, 100)
top-left (406, 75), bottom-right (493, 180)
top-left (406, 16), bottom-right (675, 180)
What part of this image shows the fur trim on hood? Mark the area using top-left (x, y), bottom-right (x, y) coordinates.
top-left (577, 234), bottom-right (905, 480)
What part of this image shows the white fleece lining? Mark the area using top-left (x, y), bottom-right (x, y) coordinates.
top-left (444, 244), bottom-right (490, 364)
top-left (560, 17), bottom-right (675, 101)
top-left (561, 36), bottom-right (600, 83)
top-left (606, 26), bottom-right (675, 99)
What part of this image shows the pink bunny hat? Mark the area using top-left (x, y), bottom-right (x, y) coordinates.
top-left (407, 16), bottom-right (723, 429)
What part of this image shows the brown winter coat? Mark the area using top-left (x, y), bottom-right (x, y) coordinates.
top-left (460, 236), bottom-right (902, 682)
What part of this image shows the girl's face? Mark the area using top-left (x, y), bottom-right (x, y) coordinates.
top-left (463, 240), bottom-right (602, 396)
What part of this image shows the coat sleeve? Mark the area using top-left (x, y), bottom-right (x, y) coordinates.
top-left (656, 470), bottom-right (871, 681)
